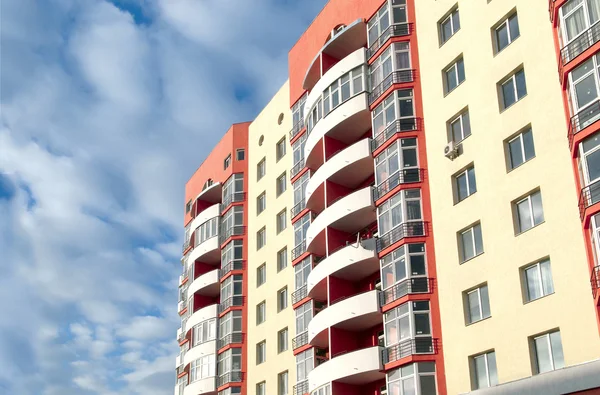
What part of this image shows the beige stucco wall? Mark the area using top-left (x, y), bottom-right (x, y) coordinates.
top-left (413, 0), bottom-right (600, 393)
top-left (246, 81), bottom-right (296, 393)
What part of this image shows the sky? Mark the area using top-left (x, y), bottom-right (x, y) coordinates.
top-left (0, 0), bottom-right (328, 394)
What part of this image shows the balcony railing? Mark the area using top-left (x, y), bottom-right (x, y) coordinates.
top-left (592, 266), bottom-right (600, 299)
top-left (218, 296), bottom-right (244, 314)
top-left (569, 101), bottom-right (600, 149)
top-left (290, 119), bottom-right (306, 140)
top-left (292, 331), bottom-right (309, 350)
top-left (579, 180), bottom-right (600, 220)
top-left (293, 380), bottom-right (309, 395)
top-left (374, 168), bottom-right (421, 201)
top-left (217, 332), bottom-right (244, 350)
top-left (379, 277), bottom-right (432, 306)
top-left (367, 23), bottom-right (413, 59)
top-left (219, 225), bottom-right (246, 244)
top-left (371, 118), bottom-right (421, 152)
top-left (221, 192), bottom-right (245, 210)
top-left (369, 70), bottom-right (416, 105)
top-left (292, 240), bottom-right (307, 261)
top-left (291, 199), bottom-right (306, 219)
top-left (219, 260), bottom-right (244, 279)
top-left (382, 337), bottom-right (438, 364)
top-left (561, 22), bottom-right (600, 67)
top-left (291, 159), bottom-right (306, 179)
top-left (182, 239), bottom-right (191, 253)
top-left (178, 329), bottom-right (186, 343)
top-left (217, 371), bottom-right (243, 387)
top-left (291, 285), bottom-right (308, 305)
top-left (376, 221), bottom-right (426, 252)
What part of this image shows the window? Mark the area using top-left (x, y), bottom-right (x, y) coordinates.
top-left (221, 206), bottom-right (243, 237)
top-left (257, 158), bottom-right (266, 181)
top-left (471, 351), bottom-right (498, 389)
top-left (296, 348), bottom-right (314, 382)
top-left (222, 173), bottom-right (244, 202)
top-left (372, 89), bottom-right (415, 138)
top-left (293, 171), bottom-right (310, 209)
top-left (295, 257), bottom-right (312, 291)
top-left (500, 69), bottom-right (527, 109)
top-left (277, 247), bottom-right (288, 272)
top-left (375, 137), bottom-right (418, 185)
top-left (257, 381), bottom-right (266, 395)
top-left (276, 137), bottom-right (286, 162)
top-left (276, 173), bottom-right (287, 197)
top-left (221, 239), bottom-right (243, 270)
top-left (459, 223), bottom-right (484, 262)
top-left (524, 259), bottom-right (555, 302)
top-left (367, 1), bottom-right (407, 47)
top-left (320, 67), bottom-right (366, 117)
top-left (190, 354), bottom-right (216, 381)
top-left (377, 189), bottom-right (422, 236)
top-left (466, 284), bottom-right (491, 324)
top-left (219, 310), bottom-right (242, 342)
top-left (445, 57), bottom-right (465, 93)
top-left (220, 275), bottom-right (243, 301)
top-left (533, 331), bottom-right (565, 373)
top-left (292, 134), bottom-right (307, 173)
top-left (440, 7), bottom-right (460, 44)
top-left (278, 328), bottom-right (288, 353)
top-left (185, 200), bottom-right (192, 213)
top-left (277, 209), bottom-right (287, 233)
top-left (448, 110), bottom-right (471, 143)
top-left (387, 363), bottom-right (437, 395)
top-left (568, 55), bottom-right (600, 130)
top-left (454, 166), bottom-right (477, 202)
top-left (236, 149), bottom-right (245, 161)
top-left (380, 243), bottom-right (426, 291)
top-left (514, 190), bottom-right (544, 233)
top-left (257, 264), bottom-right (266, 287)
top-left (256, 192), bottom-right (266, 215)
top-left (278, 287), bottom-right (288, 311)
top-left (217, 348), bottom-right (241, 376)
top-left (507, 128), bottom-right (535, 169)
top-left (257, 227), bottom-right (266, 250)
top-left (292, 94), bottom-right (306, 130)
top-left (193, 318), bottom-right (216, 346)
top-left (257, 301), bottom-right (266, 325)
top-left (580, 133), bottom-right (600, 199)
top-left (295, 301), bottom-right (313, 335)
top-left (369, 43), bottom-right (411, 90)
top-left (495, 13), bottom-right (520, 52)
top-left (256, 341), bottom-right (266, 364)
top-left (278, 371), bottom-right (289, 395)
top-left (194, 217), bottom-right (219, 245)
top-left (294, 214), bottom-right (311, 248)
top-left (224, 154), bottom-right (231, 170)
top-left (559, 0), bottom-right (600, 46)
top-left (384, 301), bottom-right (431, 348)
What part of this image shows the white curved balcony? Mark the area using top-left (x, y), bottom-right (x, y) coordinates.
top-left (305, 138), bottom-right (373, 211)
top-left (304, 92), bottom-right (371, 168)
top-left (187, 304), bottom-right (218, 333)
top-left (307, 239), bottom-right (378, 300)
top-left (308, 290), bottom-right (381, 347)
top-left (308, 346), bottom-right (384, 392)
top-left (183, 376), bottom-right (216, 395)
top-left (190, 203), bottom-right (220, 238)
top-left (184, 339), bottom-right (217, 366)
top-left (188, 269), bottom-right (219, 299)
top-left (306, 186), bottom-right (376, 252)
top-left (187, 235), bottom-right (220, 266)
top-left (195, 182), bottom-right (222, 206)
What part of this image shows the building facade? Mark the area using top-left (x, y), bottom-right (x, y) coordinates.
top-left (175, 1), bottom-right (600, 395)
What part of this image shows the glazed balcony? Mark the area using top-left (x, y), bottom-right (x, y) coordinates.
top-left (579, 179), bottom-right (600, 221)
top-left (592, 265), bottom-right (600, 299)
top-left (373, 168), bottom-right (422, 201)
top-left (184, 339), bottom-right (217, 370)
top-left (292, 331), bottom-right (309, 350)
top-left (217, 332), bottom-right (244, 350)
top-left (216, 372), bottom-right (243, 387)
top-left (183, 376), bottom-right (217, 395)
top-left (187, 269), bottom-right (220, 299)
top-left (188, 234), bottom-right (220, 266)
top-left (186, 304), bottom-right (218, 337)
top-left (218, 225), bottom-right (245, 245)
top-left (218, 260), bottom-right (244, 279)
top-left (382, 337), bottom-right (439, 364)
top-left (291, 199), bottom-right (307, 220)
top-left (292, 284), bottom-right (308, 305)
top-left (376, 221), bottom-right (427, 252)
top-left (367, 23), bottom-right (413, 59)
top-left (371, 118), bottom-right (421, 153)
top-left (218, 296), bottom-right (244, 315)
top-left (290, 119), bottom-right (306, 141)
top-left (369, 70), bottom-right (416, 105)
top-left (380, 277), bottom-right (433, 307)
top-left (560, 21), bottom-right (600, 71)
top-left (291, 158), bottom-right (306, 179)
top-left (220, 192), bottom-right (245, 212)
top-left (569, 101), bottom-right (600, 150)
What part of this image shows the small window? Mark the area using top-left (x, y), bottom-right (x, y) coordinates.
top-left (278, 371), bottom-right (289, 395)
top-left (459, 223), bottom-right (484, 262)
top-left (277, 248), bottom-right (288, 272)
top-left (507, 128), bottom-right (535, 170)
top-left (224, 154), bottom-right (231, 170)
top-left (514, 190), bottom-right (544, 234)
top-left (445, 57), bottom-right (465, 94)
top-left (454, 165), bottom-right (477, 202)
top-left (532, 330), bottom-right (564, 373)
top-left (523, 259), bottom-right (554, 302)
top-left (236, 149), bottom-right (245, 161)
top-left (257, 158), bottom-right (266, 181)
top-left (257, 227), bottom-right (266, 250)
top-left (257, 264), bottom-right (266, 287)
top-left (278, 287), bottom-right (288, 312)
top-left (257, 381), bottom-right (266, 395)
top-left (448, 110), bottom-right (471, 143)
top-left (495, 12), bottom-right (520, 53)
top-left (257, 192), bottom-right (266, 215)
top-left (500, 69), bottom-right (527, 109)
top-left (278, 113), bottom-right (284, 125)
top-left (185, 200), bottom-right (192, 213)
top-left (278, 328), bottom-right (288, 353)
top-left (276, 209), bottom-right (287, 233)
top-left (471, 351), bottom-right (498, 389)
top-left (257, 301), bottom-right (266, 325)
top-left (256, 341), bottom-right (266, 365)
top-left (466, 284), bottom-right (491, 324)
top-left (276, 137), bottom-right (286, 162)
top-left (276, 173), bottom-right (287, 197)
top-left (440, 7), bottom-right (460, 44)
top-left (259, 135), bottom-right (265, 146)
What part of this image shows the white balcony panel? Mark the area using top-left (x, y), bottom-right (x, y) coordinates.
top-left (188, 269), bottom-right (219, 299)
top-left (190, 203), bottom-right (220, 238)
top-left (304, 47), bottom-right (367, 117)
top-left (308, 290), bottom-right (381, 346)
top-left (305, 138), bottom-right (373, 208)
top-left (183, 376), bottom-right (217, 395)
top-left (307, 240), bottom-right (378, 299)
top-left (187, 236), bottom-right (220, 266)
top-left (304, 93), bottom-right (370, 165)
top-left (308, 346), bottom-right (384, 392)
top-left (184, 339), bottom-right (217, 367)
top-left (306, 186), bottom-right (375, 251)
top-left (187, 304), bottom-right (218, 333)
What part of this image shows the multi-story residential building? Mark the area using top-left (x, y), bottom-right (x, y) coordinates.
top-left (175, 1), bottom-right (600, 395)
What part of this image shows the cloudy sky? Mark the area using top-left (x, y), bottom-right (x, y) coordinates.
top-left (0, 0), bottom-right (327, 393)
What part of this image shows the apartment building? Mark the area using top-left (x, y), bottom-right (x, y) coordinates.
top-left (175, 1), bottom-right (600, 395)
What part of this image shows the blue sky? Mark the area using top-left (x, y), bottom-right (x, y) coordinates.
top-left (0, 1), bottom-right (327, 393)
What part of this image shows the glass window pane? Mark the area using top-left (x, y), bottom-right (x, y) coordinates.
top-left (487, 352), bottom-right (498, 386)
top-left (473, 224), bottom-right (483, 255)
top-left (442, 19), bottom-right (452, 42)
top-left (414, 313), bottom-right (431, 335)
top-left (469, 291), bottom-right (481, 322)
top-left (496, 24), bottom-right (509, 51)
top-left (535, 335), bottom-right (553, 373)
top-left (462, 112), bottom-right (471, 137)
top-left (452, 10), bottom-right (460, 31)
top-left (540, 260), bottom-right (555, 295)
top-left (457, 59), bottom-right (465, 83)
top-left (503, 79), bottom-right (516, 108)
top-left (531, 192), bottom-right (544, 225)
top-left (523, 129), bottom-right (535, 161)
top-left (474, 356), bottom-right (489, 388)
top-left (462, 229), bottom-right (475, 261)
top-left (420, 376), bottom-right (437, 395)
top-left (402, 377), bottom-right (415, 395)
top-left (457, 173), bottom-right (468, 201)
top-left (586, 148), bottom-right (600, 182)
top-left (517, 199), bottom-right (532, 232)
top-left (550, 331), bottom-right (565, 369)
top-left (447, 67), bottom-right (458, 91)
top-left (575, 73), bottom-right (598, 109)
top-left (468, 167), bottom-right (477, 194)
top-left (526, 265), bottom-right (542, 301)
top-left (480, 285), bottom-right (490, 319)
top-left (516, 70), bottom-right (527, 99)
top-left (509, 14), bottom-right (520, 40)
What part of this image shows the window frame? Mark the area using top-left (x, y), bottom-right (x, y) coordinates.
top-left (500, 68), bottom-right (527, 110)
top-left (257, 227), bottom-right (266, 250)
top-left (256, 341), bottom-right (266, 365)
top-left (523, 259), bottom-right (555, 302)
top-left (466, 284), bottom-right (491, 324)
top-left (377, 188), bottom-right (423, 238)
top-left (454, 165), bottom-right (477, 203)
top-left (459, 223), bottom-right (484, 263)
top-left (440, 7), bottom-right (460, 44)
top-left (278, 328), bottom-right (289, 353)
top-left (507, 127), bottom-right (535, 170)
top-left (276, 172), bottom-right (287, 197)
top-left (276, 137), bottom-right (286, 162)
top-left (532, 330), bottom-right (565, 374)
top-left (236, 149), bottom-right (245, 161)
top-left (448, 110), bottom-right (471, 144)
top-left (257, 192), bottom-right (266, 215)
top-left (224, 154), bottom-right (231, 170)
top-left (277, 247), bottom-right (288, 272)
top-left (444, 57), bottom-right (465, 94)
top-left (494, 12), bottom-right (520, 53)
top-left (278, 371), bottom-right (289, 395)
top-left (257, 264), bottom-right (266, 287)
top-left (276, 209), bottom-right (287, 234)
top-left (471, 351), bottom-right (498, 389)
top-left (257, 158), bottom-right (266, 181)
top-left (514, 190), bottom-right (544, 234)
top-left (278, 287), bottom-right (288, 312)
top-left (372, 89), bottom-right (415, 140)
top-left (256, 301), bottom-right (266, 325)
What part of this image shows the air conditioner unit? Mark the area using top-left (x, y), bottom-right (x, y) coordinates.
top-left (444, 141), bottom-right (458, 160)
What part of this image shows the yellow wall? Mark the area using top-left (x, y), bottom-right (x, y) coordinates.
top-left (413, 0), bottom-right (600, 393)
top-left (247, 81), bottom-right (296, 394)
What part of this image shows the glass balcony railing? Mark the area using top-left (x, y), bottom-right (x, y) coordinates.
top-left (382, 337), bottom-right (438, 364)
